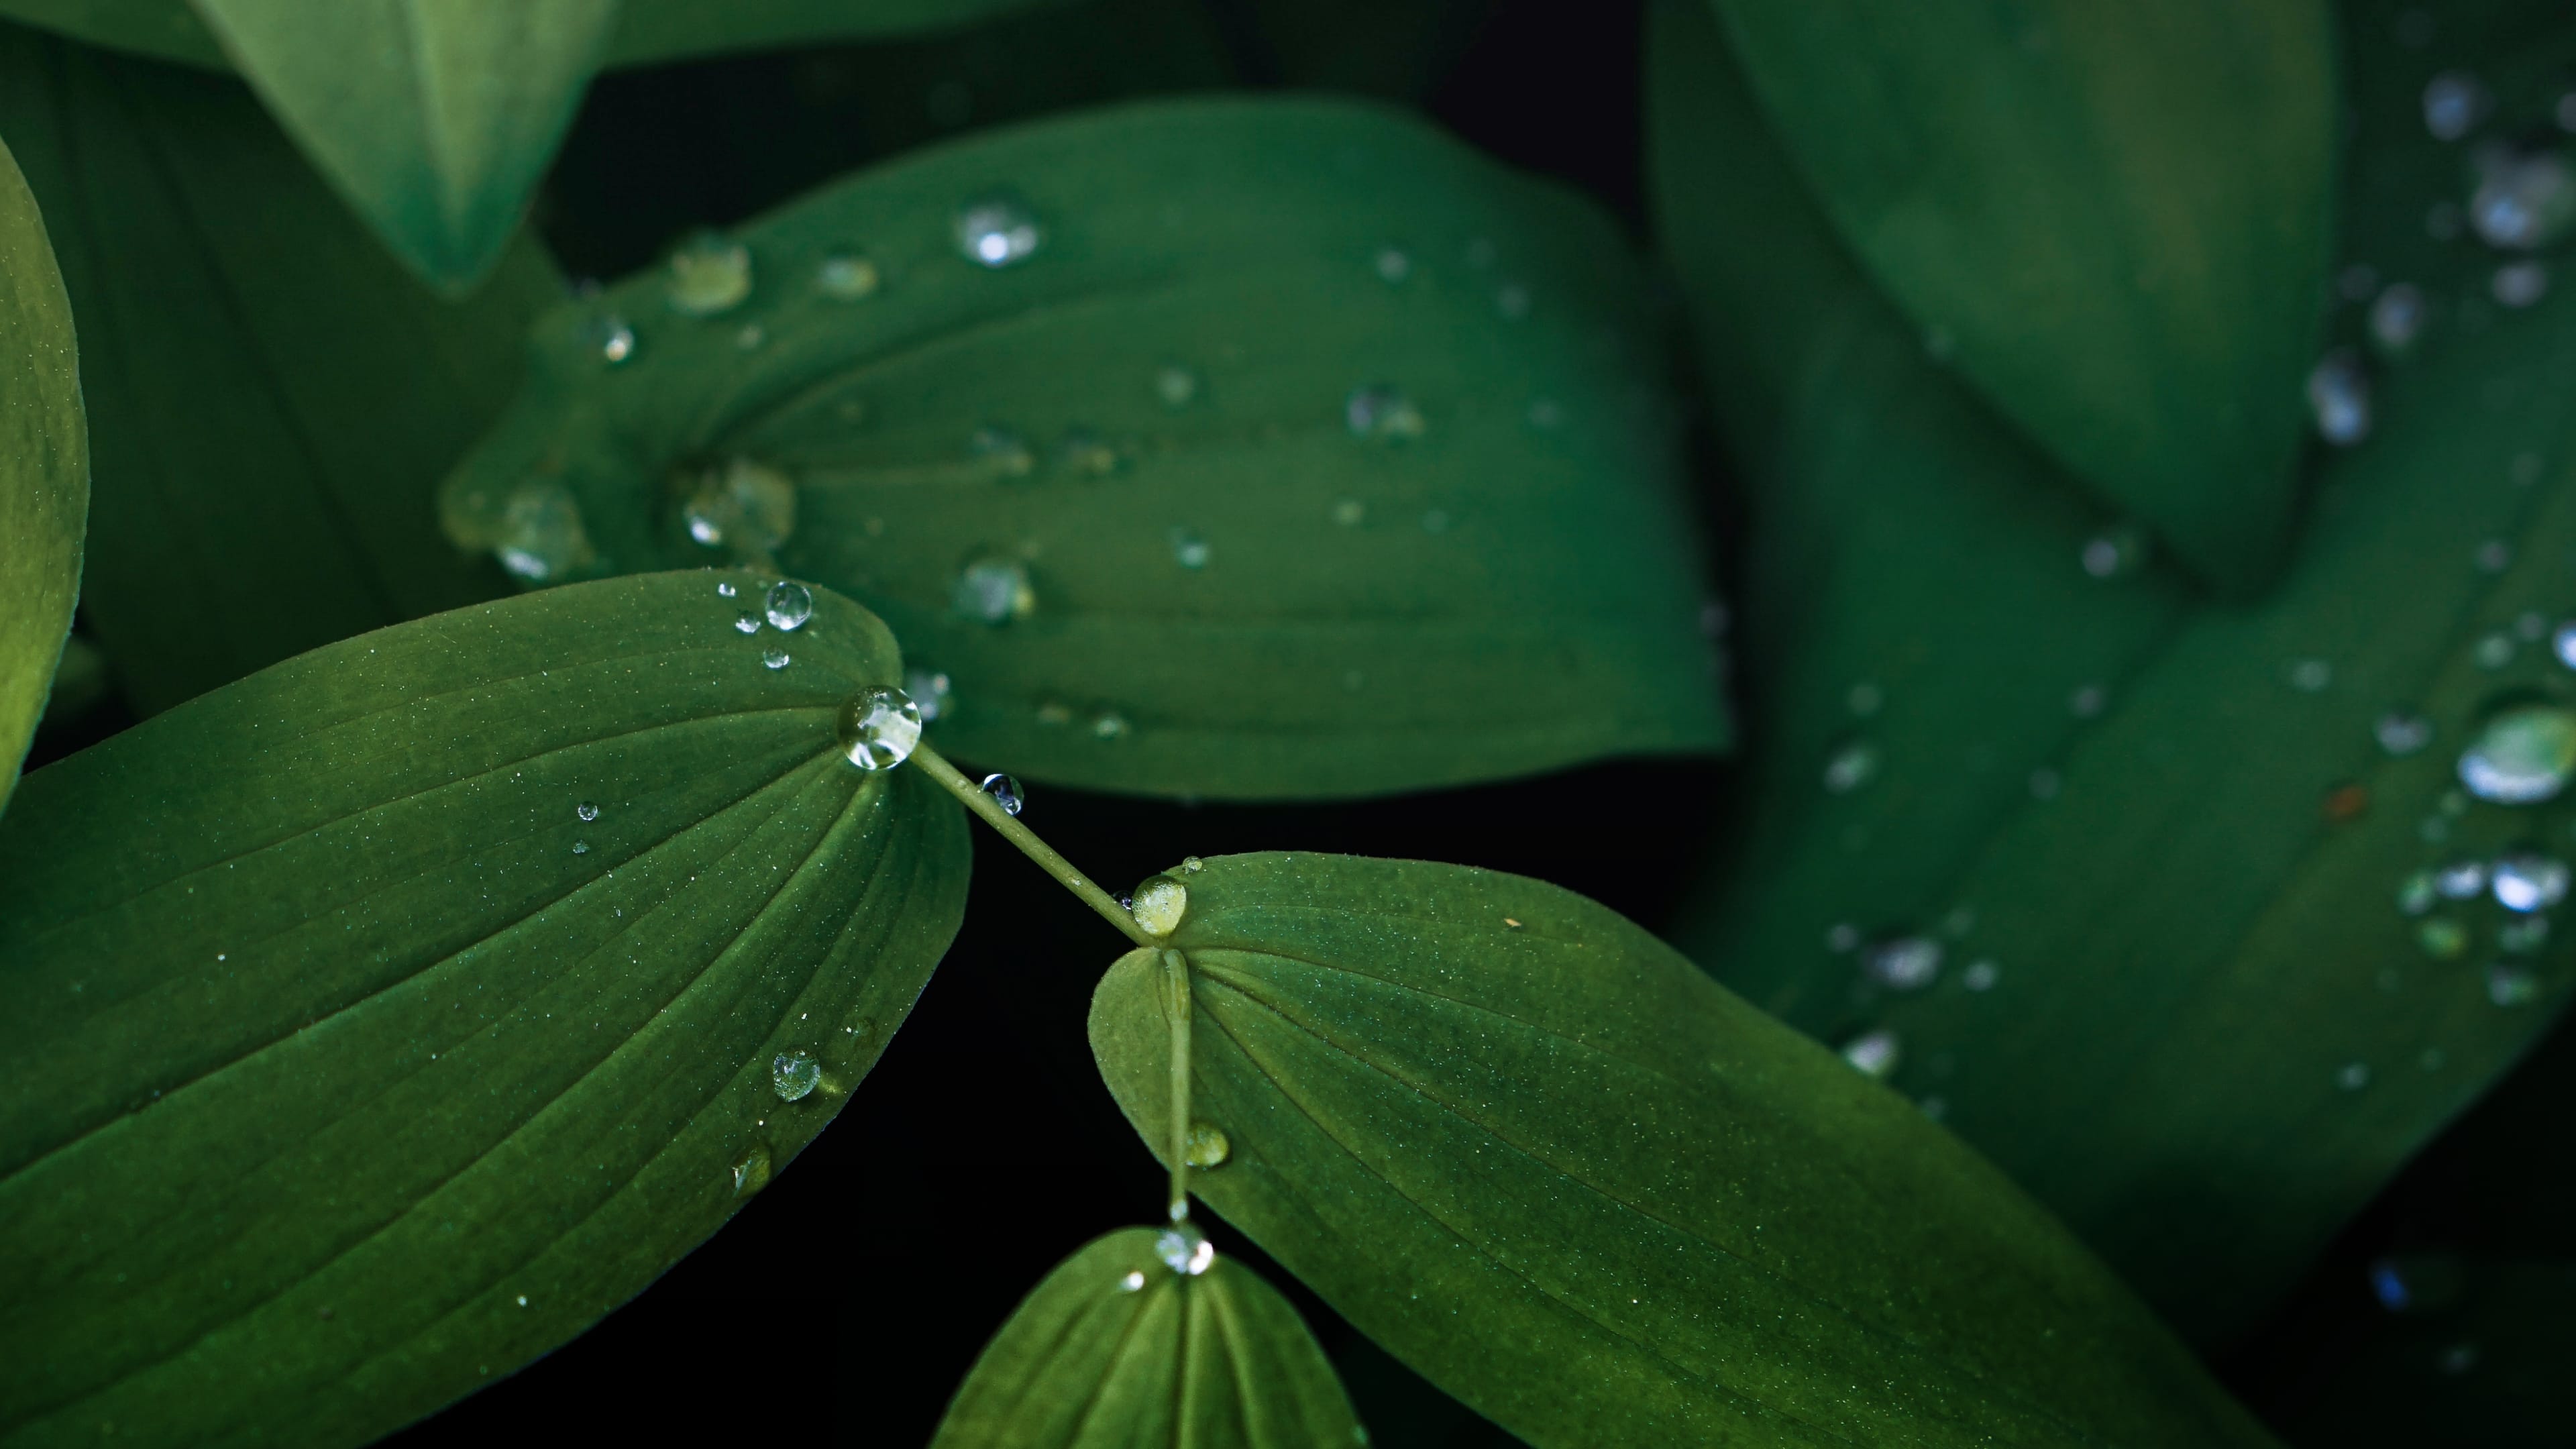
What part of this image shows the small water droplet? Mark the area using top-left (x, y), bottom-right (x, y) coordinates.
top-left (2436, 859), bottom-right (2488, 898)
top-left (2377, 712), bottom-right (2435, 755)
top-left (1373, 247), bottom-right (1411, 282)
top-left (815, 253), bottom-right (880, 301)
top-left (2492, 852), bottom-right (2569, 911)
top-left (761, 647), bottom-right (790, 670)
top-left (2308, 351), bottom-right (2371, 445)
top-left (1180, 856), bottom-right (1203, 873)
top-left (2369, 283), bottom-right (2427, 357)
top-left (585, 313), bottom-right (636, 364)
top-left (2337, 1062), bottom-right (2372, 1091)
top-left (1170, 527), bottom-right (1210, 569)
top-left (2473, 148), bottom-right (2576, 250)
top-left (953, 553), bottom-right (1035, 624)
top-left (1118, 1271), bottom-right (1147, 1292)
top-left (1155, 364), bottom-right (1199, 407)
top-left (679, 457), bottom-right (798, 562)
top-left (2487, 962), bottom-right (2541, 1006)
top-left (1822, 740), bottom-right (1880, 794)
top-left (2424, 70), bottom-right (2490, 140)
top-left (494, 484), bottom-right (594, 582)
top-left (955, 193), bottom-right (1041, 268)
top-left (2493, 260), bottom-right (2551, 308)
top-left (2475, 632), bottom-right (2516, 668)
top-left (837, 687), bottom-right (924, 769)
top-left (576, 802), bottom-right (600, 822)
top-left (905, 667), bottom-right (953, 722)
top-left (1155, 1223), bottom-right (1216, 1275)
top-left (1183, 1122), bottom-right (1230, 1168)
top-left (1962, 960), bottom-right (2000, 991)
top-left (666, 230), bottom-right (753, 316)
top-left (1131, 876), bottom-right (1187, 936)
top-left (2080, 525), bottom-right (2149, 579)
top-left (1035, 699), bottom-right (1073, 727)
top-left (2398, 870), bottom-right (2439, 916)
top-left (2418, 917), bottom-right (2469, 959)
top-left (979, 773), bottom-right (1024, 816)
top-left (571, 841), bottom-right (590, 855)
top-left (1090, 711), bottom-right (1130, 741)
top-left (1841, 1029), bottom-right (1901, 1079)
top-left (2502, 914), bottom-right (2552, 953)
top-left (2459, 703), bottom-right (2576, 803)
top-left (1862, 936), bottom-right (1943, 991)
top-left (716, 581), bottom-right (737, 598)
top-left (731, 1144), bottom-right (771, 1195)
top-left (1345, 384), bottom-right (1425, 441)
top-left (764, 580), bottom-right (814, 631)
top-left (2288, 658), bottom-right (2333, 692)
top-left (735, 613), bottom-right (762, 635)
top-left (773, 1051), bottom-right (821, 1101)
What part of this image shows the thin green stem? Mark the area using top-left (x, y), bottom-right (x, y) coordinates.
top-left (908, 742), bottom-right (1157, 950)
top-left (1162, 948), bottom-right (1193, 1222)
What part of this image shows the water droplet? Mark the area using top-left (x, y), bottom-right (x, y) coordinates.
top-left (1841, 1028), bottom-right (1901, 1079)
top-left (1822, 740), bottom-right (1880, 794)
top-left (1373, 247), bottom-right (1411, 282)
top-left (2436, 859), bottom-right (2488, 898)
top-left (1119, 1271), bottom-right (1147, 1293)
top-left (735, 613), bottom-right (762, 635)
top-left (2289, 658), bottom-right (2333, 692)
top-left (2418, 917), bottom-right (2469, 959)
top-left (2424, 70), bottom-right (2490, 140)
top-left (1170, 527), bottom-right (1210, 569)
top-left (1962, 960), bottom-right (2000, 991)
top-left (665, 230), bottom-right (753, 316)
top-left (1345, 384), bottom-right (1426, 441)
top-left (1155, 364), bottom-right (1199, 407)
top-left (1090, 711), bottom-right (1130, 741)
top-left (2080, 525), bottom-right (2149, 579)
top-left (773, 1051), bottom-right (821, 1101)
top-left (679, 457), bottom-right (798, 562)
top-left (815, 253), bottom-right (879, 300)
top-left (955, 193), bottom-right (1041, 268)
top-left (2337, 1062), bottom-right (2371, 1091)
top-left (1862, 936), bottom-right (1942, 991)
top-left (1035, 699), bottom-right (1073, 727)
top-left (2472, 148), bottom-right (2576, 250)
top-left (979, 773), bottom-right (1024, 816)
top-left (1331, 498), bottom-right (1366, 527)
top-left (2398, 870), bottom-right (2439, 916)
top-left (2069, 684), bottom-right (2107, 718)
top-left (2553, 623), bottom-right (2576, 670)
top-left (2502, 914), bottom-right (2551, 953)
top-left (1183, 1122), bottom-right (1230, 1168)
top-left (2492, 852), bottom-right (2569, 911)
top-left (2369, 283), bottom-right (2427, 357)
top-left (1131, 876), bottom-right (1187, 936)
top-left (761, 647), bottom-right (791, 670)
top-left (576, 801), bottom-right (600, 822)
top-left (953, 553), bottom-right (1035, 624)
top-left (2308, 351), bottom-right (2371, 445)
top-left (837, 687), bottom-right (923, 770)
top-left (2459, 703), bottom-right (2576, 803)
top-left (1180, 856), bottom-right (1203, 873)
top-left (571, 841), bottom-right (590, 855)
top-left (2378, 712), bottom-right (2435, 755)
top-left (905, 667), bottom-right (953, 722)
top-left (494, 484), bottom-right (594, 582)
top-left (2476, 632), bottom-right (2516, 668)
top-left (585, 313), bottom-right (636, 364)
top-left (1155, 1223), bottom-right (1216, 1275)
top-left (764, 580), bottom-right (814, 631)
top-left (716, 581), bottom-right (737, 598)
top-left (731, 1144), bottom-right (771, 1195)
top-left (2487, 963), bottom-right (2541, 1006)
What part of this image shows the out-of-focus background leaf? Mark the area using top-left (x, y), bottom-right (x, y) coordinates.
top-left (0, 128), bottom-right (86, 812)
top-left (1655, 0), bottom-right (2576, 1346)
top-left (0, 572), bottom-right (969, 1447)
top-left (0, 22), bottom-right (559, 716)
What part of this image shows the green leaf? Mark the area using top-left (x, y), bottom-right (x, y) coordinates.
top-left (1087, 853), bottom-right (2273, 1449)
top-left (931, 1227), bottom-right (1366, 1448)
top-left (181, 0), bottom-right (616, 294)
top-left (1655, 0), bottom-right (2576, 1344)
top-left (0, 570), bottom-right (969, 1446)
top-left (440, 97), bottom-right (1724, 802)
top-left (1701, 0), bottom-right (2337, 594)
top-left (0, 25), bottom-right (561, 715)
top-left (0, 130), bottom-right (86, 814)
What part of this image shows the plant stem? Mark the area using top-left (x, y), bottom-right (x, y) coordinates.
top-left (908, 742), bottom-right (1158, 950)
top-left (1162, 948), bottom-right (1193, 1222)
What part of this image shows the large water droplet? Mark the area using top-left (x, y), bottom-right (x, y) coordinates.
top-left (1155, 1223), bottom-right (1216, 1275)
top-left (1131, 876), bottom-right (1187, 936)
top-left (953, 553), bottom-right (1034, 624)
top-left (2424, 70), bottom-right (2490, 140)
top-left (2308, 351), bottom-right (2371, 445)
top-left (1822, 740), bottom-right (1880, 794)
top-left (2369, 283), bottom-right (2427, 358)
top-left (2471, 147), bottom-right (2576, 250)
top-left (679, 457), bottom-right (798, 563)
top-left (906, 667), bottom-right (953, 722)
top-left (955, 193), bottom-right (1041, 268)
top-left (815, 253), bottom-right (879, 301)
top-left (764, 580), bottom-right (814, 631)
top-left (1841, 1029), bottom-right (1900, 1079)
top-left (2492, 852), bottom-right (2569, 911)
top-left (772, 1051), bottom-right (821, 1100)
top-left (666, 230), bottom-right (753, 316)
top-left (1862, 936), bottom-right (1943, 991)
top-left (979, 772), bottom-right (1024, 816)
top-left (2459, 703), bottom-right (2576, 803)
top-left (1183, 1122), bottom-right (1230, 1168)
top-left (837, 687), bottom-right (923, 770)
top-left (495, 484), bottom-right (594, 582)
top-left (1345, 384), bottom-right (1426, 441)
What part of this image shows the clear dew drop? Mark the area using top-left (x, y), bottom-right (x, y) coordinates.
top-left (1822, 740), bottom-right (1880, 794)
top-left (955, 193), bottom-right (1042, 268)
top-left (1841, 1028), bottom-right (1901, 1079)
top-left (1182, 1122), bottom-right (1230, 1168)
top-left (679, 457), bottom-right (798, 562)
top-left (772, 1051), bottom-right (821, 1101)
top-left (2458, 703), bottom-right (2576, 803)
top-left (1962, 960), bottom-right (2000, 991)
top-left (494, 484), bottom-right (594, 582)
top-left (761, 648), bottom-right (790, 670)
top-left (906, 667), bottom-right (953, 722)
top-left (2377, 712), bottom-right (2435, 755)
top-left (763, 580), bottom-right (814, 631)
top-left (1862, 936), bottom-right (1943, 991)
top-left (1345, 384), bottom-right (1426, 441)
top-left (584, 313), bottom-right (636, 364)
top-left (665, 230), bottom-right (753, 316)
top-left (953, 553), bottom-right (1035, 625)
top-left (837, 687), bottom-right (924, 770)
top-left (735, 613), bottom-right (762, 635)
top-left (1170, 527), bottom-right (1210, 570)
top-left (731, 1144), bottom-right (771, 1196)
top-left (2493, 260), bottom-right (2551, 309)
top-left (2369, 283), bottom-right (2427, 357)
top-left (716, 581), bottom-right (737, 598)
top-left (815, 253), bottom-right (880, 301)
top-left (571, 841), bottom-right (589, 855)
top-left (2307, 351), bottom-right (2371, 446)
top-left (1131, 875), bottom-right (1188, 936)
top-left (2491, 853), bottom-right (2570, 912)
top-left (2488, 962), bottom-right (2541, 1006)
top-left (2424, 70), bottom-right (2490, 140)
top-left (576, 802), bottom-right (600, 822)
top-left (979, 772), bottom-right (1025, 816)
top-left (1155, 1222), bottom-right (1216, 1276)
top-left (2471, 147), bottom-right (2576, 250)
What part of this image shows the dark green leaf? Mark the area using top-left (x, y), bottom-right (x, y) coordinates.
top-left (0, 570), bottom-right (969, 1445)
top-left (0, 129), bottom-right (85, 812)
top-left (2282, 1258), bottom-right (2576, 1447)
top-left (441, 97), bottom-right (1723, 802)
top-left (0, 25), bottom-right (560, 714)
top-left (931, 1227), bottom-right (1365, 1448)
top-left (1087, 853), bottom-right (2272, 1448)
top-left (1701, 0), bottom-right (2337, 593)
top-left (1656, 0), bottom-right (2576, 1344)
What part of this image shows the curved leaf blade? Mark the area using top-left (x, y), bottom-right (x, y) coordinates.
top-left (441, 97), bottom-right (1723, 802)
top-left (1703, 0), bottom-right (2336, 593)
top-left (932, 1228), bottom-right (1364, 1448)
top-left (0, 570), bottom-right (969, 1446)
top-left (0, 25), bottom-right (561, 714)
top-left (0, 131), bottom-right (86, 812)
top-left (1087, 853), bottom-right (2271, 1449)
top-left (1657, 0), bottom-right (2576, 1344)
top-left (184, 0), bottom-right (615, 293)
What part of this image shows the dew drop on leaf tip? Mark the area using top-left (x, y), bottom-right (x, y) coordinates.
top-left (838, 688), bottom-right (923, 771)
top-left (773, 1051), bottom-right (821, 1101)
top-left (666, 229), bottom-right (753, 317)
top-left (955, 193), bottom-right (1042, 268)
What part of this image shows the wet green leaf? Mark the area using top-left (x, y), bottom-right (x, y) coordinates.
top-left (441, 97), bottom-right (1723, 802)
top-left (1701, 0), bottom-right (2336, 593)
top-left (1088, 853), bottom-right (2272, 1449)
top-left (0, 130), bottom-right (86, 814)
top-left (0, 25), bottom-right (560, 715)
top-left (1655, 0), bottom-right (2576, 1344)
top-left (0, 570), bottom-right (969, 1446)
top-left (930, 1227), bottom-right (1365, 1448)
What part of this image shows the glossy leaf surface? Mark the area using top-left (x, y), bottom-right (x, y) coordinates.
top-left (0, 130), bottom-right (85, 812)
top-left (1656, 0), bottom-right (2576, 1344)
top-left (442, 98), bottom-right (1723, 801)
top-left (931, 1227), bottom-right (1364, 1448)
top-left (1704, 0), bottom-right (2335, 592)
top-left (1088, 853), bottom-right (2271, 1448)
top-left (0, 25), bottom-right (560, 714)
top-left (0, 570), bottom-right (969, 1446)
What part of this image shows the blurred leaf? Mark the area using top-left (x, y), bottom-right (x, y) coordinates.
top-left (930, 1227), bottom-right (1364, 1448)
top-left (1217, 0), bottom-right (1491, 99)
top-left (1088, 853), bottom-right (2273, 1448)
top-left (443, 98), bottom-right (1723, 802)
top-left (33, 633), bottom-right (109, 738)
top-left (2283, 1259), bottom-right (2576, 1448)
top-left (0, 129), bottom-right (85, 813)
top-left (0, 24), bottom-right (560, 715)
top-left (184, 0), bottom-right (618, 294)
top-left (1655, 0), bottom-right (2576, 1344)
top-left (1700, 0), bottom-right (2336, 594)
top-left (0, 571), bottom-right (969, 1446)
